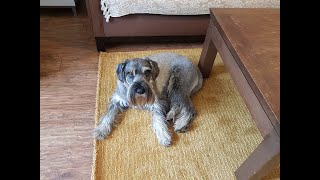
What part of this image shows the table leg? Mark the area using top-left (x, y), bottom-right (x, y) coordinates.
top-left (235, 129), bottom-right (280, 180)
top-left (198, 22), bottom-right (217, 78)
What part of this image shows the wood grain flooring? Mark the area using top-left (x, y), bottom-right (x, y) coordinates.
top-left (40, 2), bottom-right (202, 179)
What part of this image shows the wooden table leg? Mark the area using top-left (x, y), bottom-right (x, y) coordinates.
top-left (198, 21), bottom-right (218, 78)
top-left (235, 129), bottom-right (280, 180)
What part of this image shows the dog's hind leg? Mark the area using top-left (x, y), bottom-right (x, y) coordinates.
top-left (166, 65), bottom-right (202, 132)
top-left (167, 97), bottom-right (196, 133)
top-left (172, 69), bottom-right (201, 133)
top-left (166, 84), bottom-right (197, 133)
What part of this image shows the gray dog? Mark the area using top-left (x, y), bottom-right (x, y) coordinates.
top-left (93, 52), bottom-right (203, 146)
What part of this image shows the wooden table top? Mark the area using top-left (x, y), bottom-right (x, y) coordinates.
top-left (210, 8), bottom-right (280, 128)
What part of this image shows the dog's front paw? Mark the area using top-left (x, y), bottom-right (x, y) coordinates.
top-left (174, 124), bottom-right (190, 133)
top-left (158, 136), bottom-right (171, 147)
top-left (93, 125), bottom-right (111, 140)
top-left (156, 131), bottom-right (172, 147)
top-left (93, 128), bottom-right (107, 140)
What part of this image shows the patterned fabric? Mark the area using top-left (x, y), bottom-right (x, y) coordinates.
top-left (100, 0), bottom-right (280, 22)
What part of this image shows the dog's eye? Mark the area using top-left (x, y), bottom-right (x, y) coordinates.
top-left (144, 70), bottom-right (151, 76)
top-left (127, 71), bottom-right (134, 76)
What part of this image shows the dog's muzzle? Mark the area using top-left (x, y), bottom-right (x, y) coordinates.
top-left (128, 81), bottom-right (154, 106)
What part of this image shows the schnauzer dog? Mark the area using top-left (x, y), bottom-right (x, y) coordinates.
top-left (93, 52), bottom-right (203, 146)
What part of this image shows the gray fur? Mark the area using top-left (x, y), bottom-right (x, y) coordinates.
top-left (93, 52), bottom-right (203, 146)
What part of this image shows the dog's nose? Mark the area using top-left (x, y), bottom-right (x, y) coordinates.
top-left (135, 86), bottom-right (145, 94)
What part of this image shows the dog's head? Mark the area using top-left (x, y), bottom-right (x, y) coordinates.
top-left (116, 58), bottom-right (159, 107)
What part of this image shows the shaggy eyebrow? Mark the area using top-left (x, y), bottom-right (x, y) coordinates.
top-left (142, 67), bottom-right (151, 72)
top-left (126, 69), bottom-right (136, 75)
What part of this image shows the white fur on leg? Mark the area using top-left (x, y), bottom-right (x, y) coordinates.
top-left (93, 105), bottom-right (120, 140)
top-left (151, 103), bottom-right (171, 146)
top-left (93, 114), bottom-right (113, 140)
top-left (152, 115), bottom-right (171, 146)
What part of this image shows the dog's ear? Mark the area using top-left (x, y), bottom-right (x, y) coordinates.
top-left (147, 59), bottom-right (159, 80)
top-left (116, 60), bottom-right (128, 83)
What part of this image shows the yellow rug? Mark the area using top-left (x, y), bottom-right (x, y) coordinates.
top-left (92, 48), bottom-right (280, 180)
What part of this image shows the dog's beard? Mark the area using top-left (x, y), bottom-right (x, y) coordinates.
top-left (127, 84), bottom-right (155, 107)
top-left (133, 94), bottom-right (150, 106)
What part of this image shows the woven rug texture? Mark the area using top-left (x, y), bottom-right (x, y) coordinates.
top-left (92, 48), bottom-right (280, 180)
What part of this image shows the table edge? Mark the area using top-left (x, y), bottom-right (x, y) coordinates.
top-left (209, 8), bottom-right (280, 130)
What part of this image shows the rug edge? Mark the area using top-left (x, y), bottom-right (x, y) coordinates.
top-left (91, 53), bottom-right (105, 180)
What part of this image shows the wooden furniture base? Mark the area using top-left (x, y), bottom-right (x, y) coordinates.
top-left (85, 0), bottom-right (209, 51)
top-left (198, 8), bottom-right (280, 180)
top-left (40, 6), bottom-right (77, 16)
top-left (94, 36), bottom-right (205, 52)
